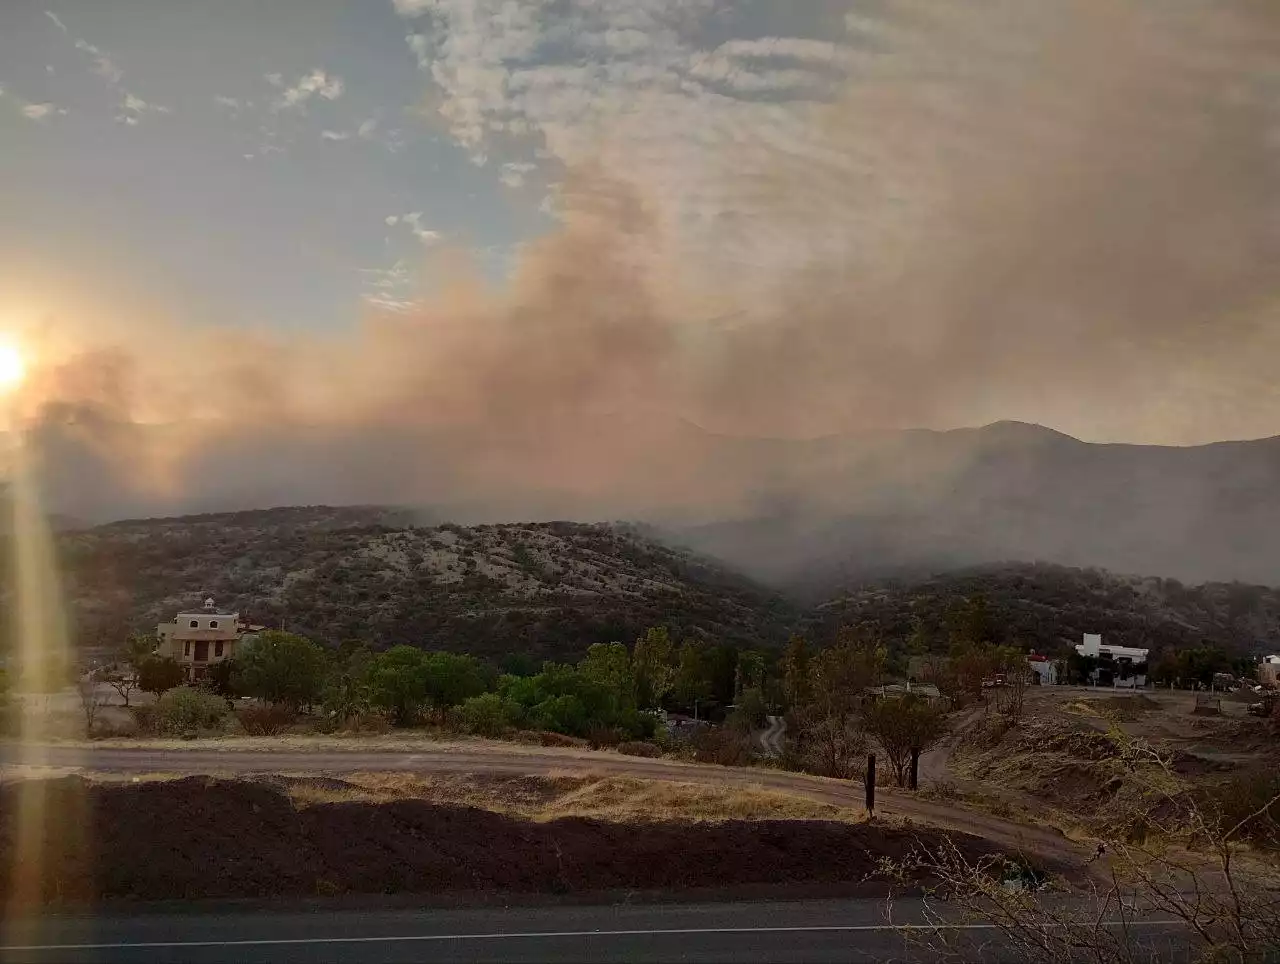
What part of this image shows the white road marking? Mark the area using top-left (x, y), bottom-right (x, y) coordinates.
top-left (1, 920), bottom-right (1185, 952)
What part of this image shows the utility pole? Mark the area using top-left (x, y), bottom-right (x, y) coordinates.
top-left (910, 747), bottom-right (920, 790)
top-left (865, 753), bottom-right (876, 815)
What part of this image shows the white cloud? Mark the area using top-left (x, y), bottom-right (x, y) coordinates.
top-left (117, 92), bottom-right (170, 125)
top-left (360, 260), bottom-right (418, 313)
top-left (265, 72), bottom-right (284, 87)
top-left (389, 211), bottom-right (442, 245)
top-left (214, 95), bottom-right (241, 109)
top-left (44, 10), bottom-right (68, 33)
top-left (393, 0), bottom-right (436, 16)
top-left (74, 39), bottom-right (123, 83)
top-left (357, 118), bottom-right (378, 139)
top-left (67, 32), bottom-right (170, 125)
top-left (500, 160), bottom-right (536, 188)
top-left (321, 129), bottom-right (351, 141)
top-left (406, 33), bottom-right (431, 70)
top-left (273, 69), bottom-right (344, 111)
top-left (21, 103), bottom-right (60, 120)
top-left (1, 86), bottom-right (68, 122)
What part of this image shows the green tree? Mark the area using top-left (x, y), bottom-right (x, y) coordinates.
top-left (122, 634), bottom-right (159, 668)
top-left (578, 642), bottom-right (633, 705)
top-left (364, 645), bottom-right (431, 726)
top-left (137, 656), bottom-right (185, 698)
top-left (232, 631), bottom-right (328, 708)
top-left (632, 626), bottom-right (675, 709)
top-left (323, 642), bottom-right (373, 721)
top-left (735, 650), bottom-right (766, 702)
top-left (673, 640), bottom-right (712, 707)
top-left (421, 652), bottom-right (492, 719)
top-left (782, 635), bottom-right (812, 709)
top-left (455, 692), bottom-right (520, 736)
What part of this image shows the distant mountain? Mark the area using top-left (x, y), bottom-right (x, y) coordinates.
top-left (671, 421), bottom-right (1280, 592)
top-left (57, 507), bottom-right (796, 659)
top-left (804, 561), bottom-right (1280, 658)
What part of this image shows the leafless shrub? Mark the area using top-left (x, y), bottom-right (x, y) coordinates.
top-left (235, 702), bottom-right (297, 736)
top-left (886, 734), bottom-right (1280, 962)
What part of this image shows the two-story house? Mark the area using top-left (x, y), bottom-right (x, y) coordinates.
top-left (156, 598), bottom-right (246, 681)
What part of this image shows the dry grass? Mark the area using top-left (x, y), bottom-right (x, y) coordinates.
top-left (272, 771), bottom-right (863, 824)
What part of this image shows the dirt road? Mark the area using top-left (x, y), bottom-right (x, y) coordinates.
top-left (0, 740), bottom-right (1091, 873)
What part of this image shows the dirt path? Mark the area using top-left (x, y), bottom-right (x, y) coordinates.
top-left (0, 740), bottom-right (1092, 875)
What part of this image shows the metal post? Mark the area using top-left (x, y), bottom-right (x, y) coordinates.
top-left (865, 753), bottom-right (876, 815)
top-left (910, 747), bottom-right (920, 790)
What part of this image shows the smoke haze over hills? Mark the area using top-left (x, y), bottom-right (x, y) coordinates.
top-left (10, 1), bottom-right (1280, 586)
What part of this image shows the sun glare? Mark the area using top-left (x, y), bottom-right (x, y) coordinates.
top-left (0, 342), bottom-right (26, 390)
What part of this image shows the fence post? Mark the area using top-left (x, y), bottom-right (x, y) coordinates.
top-left (910, 747), bottom-right (920, 790)
top-left (865, 752), bottom-right (876, 815)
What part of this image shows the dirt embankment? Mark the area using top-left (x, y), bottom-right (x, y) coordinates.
top-left (0, 776), bottom-right (1015, 905)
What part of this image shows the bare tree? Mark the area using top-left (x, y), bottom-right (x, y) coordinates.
top-left (862, 695), bottom-right (948, 786)
top-left (101, 667), bottom-right (138, 708)
top-left (76, 674), bottom-right (108, 736)
top-left (788, 707), bottom-right (867, 779)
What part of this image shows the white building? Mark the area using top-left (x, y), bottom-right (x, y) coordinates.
top-left (1259, 655), bottom-right (1280, 690)
top-left (156, 598), bottom-right (249, 682)
top-left (1027, 652), bottom-right (1057, 685)
top-left (1075, 633), bottom-right (1149, 688)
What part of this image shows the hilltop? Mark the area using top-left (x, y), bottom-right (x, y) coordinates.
top-left (59, 506), bottom-right (797, 660)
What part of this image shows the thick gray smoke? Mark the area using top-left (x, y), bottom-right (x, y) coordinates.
top-left (16, 0), bottom-right (1280, 580)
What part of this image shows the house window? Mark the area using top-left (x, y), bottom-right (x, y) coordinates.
top-left (209, 620), bottom-right (218, 629)
top-left (189, 620), bottom-right (199, 628)
top-left (214, 640), bottom-right (223, 658)
top-left (184, 640), bottom-right (190, 657)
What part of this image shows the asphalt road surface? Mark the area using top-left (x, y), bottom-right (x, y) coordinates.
top-left (0, 740), bottom-right (1088, 871)
top-left (0, 897), bottom-right (1191, 963)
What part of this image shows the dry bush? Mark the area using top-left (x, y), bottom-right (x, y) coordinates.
top-left (888, 736), bottom-right (1280, 963)
top-left (692, 726), bottom-right (754, 766)
top-left (616, 741), bottom-right (662, 758)
top-left (532, 730), bottom-right (591, 748)
top-left (587, 726), bottom-right (627, 749)
top-left (235, 703), bottom-right (297, 736)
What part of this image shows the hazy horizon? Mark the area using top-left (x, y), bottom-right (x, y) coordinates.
top-left (4, 1), bottom-right (1280, 527)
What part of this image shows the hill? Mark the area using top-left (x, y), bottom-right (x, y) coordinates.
top-left (672, 421), bottom-right (1280, 591)
top-left (806, 562), bottom-right (1280, 659)
top-left (57, 507), bottom-right (797, 661)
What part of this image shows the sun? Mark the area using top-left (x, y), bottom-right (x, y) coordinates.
top-left (0, 342), bottom-right (26, 390)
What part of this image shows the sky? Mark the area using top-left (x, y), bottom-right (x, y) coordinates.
top-left (2, 0), bottom-right (1280, 521)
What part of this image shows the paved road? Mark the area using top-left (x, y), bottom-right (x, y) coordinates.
top-left (0, 897), bottom-right (1190, 963)
top-left (0, 741), bottom-right (1090, 872)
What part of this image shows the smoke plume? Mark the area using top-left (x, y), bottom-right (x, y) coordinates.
top-left (17, 0), bottom-right (1280, 539)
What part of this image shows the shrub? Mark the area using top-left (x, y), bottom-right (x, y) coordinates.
top-left (151, 687), bottom-right (229, 735)
top-left (616, 741), bottom-right (662, 758)
top-left (130, 703), bottom-right (159, 734)
top-left (587, 726), bottom-right (626, 749)
top-left (1208, 771), bottom-right (1280, 848)
top-left (534, 730), bottom-right (590, 748)
top-left (692, 726), bottom-right (754, 766)
top-left (235, 702), bottom-right (297, 736)
top-left (454, 693), bottom-right (519, 737)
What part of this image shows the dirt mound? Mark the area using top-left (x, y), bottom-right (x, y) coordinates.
top-left (0, 777), bottom-right (1010, 905)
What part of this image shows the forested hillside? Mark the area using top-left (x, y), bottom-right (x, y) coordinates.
top-left (33, 507), bottom-right (1280, 666)
top-left (807, 562), bottom-right (1280, 658)
top-left (58, 507), bottom-right (797, 661)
